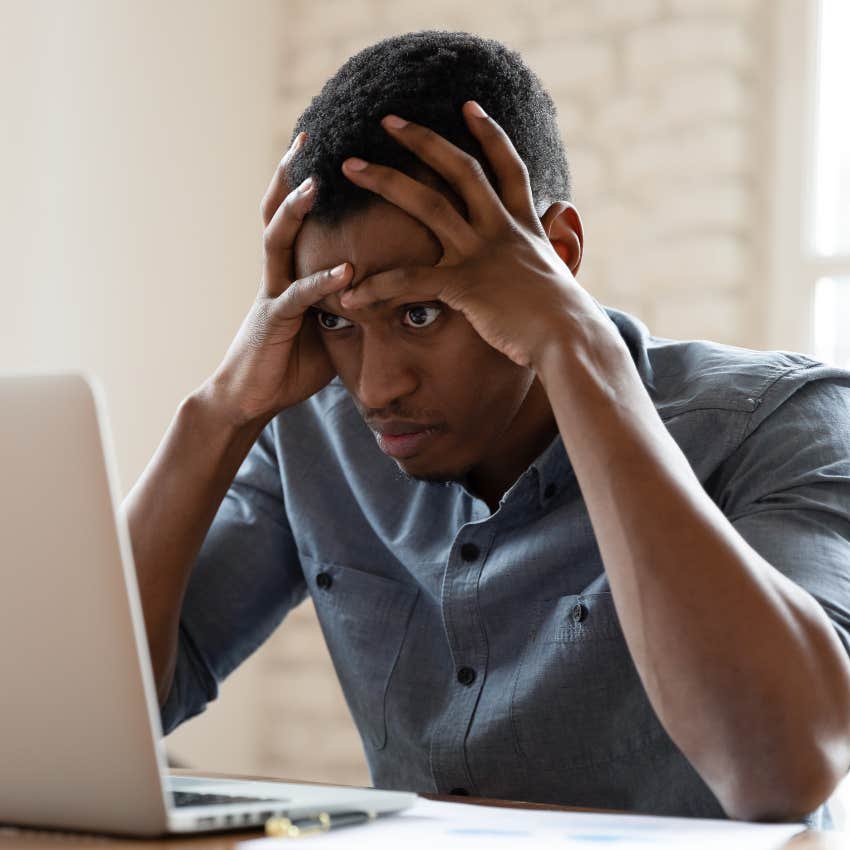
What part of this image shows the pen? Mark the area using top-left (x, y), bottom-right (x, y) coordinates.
top-left (265, 810), bottom-right (376, 838)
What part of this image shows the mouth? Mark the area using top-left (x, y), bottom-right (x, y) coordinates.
top-left (370, 423), bottom-right (442, 459)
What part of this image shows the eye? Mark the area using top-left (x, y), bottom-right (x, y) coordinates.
top-left (316, 311), bottom-right (354, 331)
top-left (403, 304), bottom-right (442, 328)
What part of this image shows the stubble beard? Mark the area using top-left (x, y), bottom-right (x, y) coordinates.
top-left (391, 460), bottom-right (473, 490)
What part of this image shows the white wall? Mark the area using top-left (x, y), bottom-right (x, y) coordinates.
top-left (1, 0), bottom-right (282, 484)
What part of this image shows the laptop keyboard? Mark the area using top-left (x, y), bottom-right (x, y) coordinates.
top-left (172, 791), bottom-right (284, 808)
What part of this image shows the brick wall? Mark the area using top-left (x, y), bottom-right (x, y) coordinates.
top-left (245, 0), bottom-right (774, 785)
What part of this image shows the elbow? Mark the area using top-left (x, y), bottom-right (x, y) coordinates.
top-left (723, 782), bottom-right (831, 824)
top-left (718, 742), bottom-right (850, 823)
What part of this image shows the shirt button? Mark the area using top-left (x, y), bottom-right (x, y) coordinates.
top-left (457, 666), bottom-right (476, 686)
top-left (449, 787), bottom-right (469, 796)
top-left (460, 543), bottom-right (479, 562)
top-left (571, 602), bottom-right (587, 623)
top-left (316, 572), bottom-right (333, 590)
top-left (544, 483), bottom-right (557, 499)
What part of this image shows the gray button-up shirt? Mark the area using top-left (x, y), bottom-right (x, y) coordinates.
top-left (161, 308), bottom-right (850, 827)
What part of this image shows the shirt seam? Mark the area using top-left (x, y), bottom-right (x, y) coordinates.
top-left (738, 363), bottom-right (823, 442)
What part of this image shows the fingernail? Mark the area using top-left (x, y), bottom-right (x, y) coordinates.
top-left (344, 157), bottom-right (369, 172)
top-left (330, 263), bottom-right (347, 278)
top-left (466, 100), bottom-right (487, 118)
top-left (383, 114), bottom-right (408, 129)
top-left (297, 176), bottom-right (314, 193)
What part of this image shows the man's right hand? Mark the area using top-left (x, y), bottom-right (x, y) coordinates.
top-left (205, 132), bottom-right (353, 427)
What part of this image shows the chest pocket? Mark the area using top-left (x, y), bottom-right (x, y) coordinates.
top-left (304, 558), bottom-right (419, 751)
top-left (510, 592), bottom-right (666, 772)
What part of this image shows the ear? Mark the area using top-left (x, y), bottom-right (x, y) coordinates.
top-left (540, 203), bottom-right (583, 277)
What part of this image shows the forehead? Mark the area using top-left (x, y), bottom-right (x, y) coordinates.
top-left (293, 200), bottom-right (442, 294)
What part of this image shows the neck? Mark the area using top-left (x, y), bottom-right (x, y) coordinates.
top-left (465, 377), bottom-right (559, 513)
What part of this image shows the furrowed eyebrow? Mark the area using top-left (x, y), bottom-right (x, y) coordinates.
top-left (312, 261), bottom-right (408, 315)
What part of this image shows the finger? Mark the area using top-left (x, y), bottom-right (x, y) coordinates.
top-left (341, 158), bottom-right (477, 259)
top-left (379, 115), bottom-right (507, 233)
top-left (461, 101), bottom-right (539, 229)
top-left (260, 132), bottom-right (306, 227)
top-left (274, 262), bottom-right (353, 320)
top-left (261, 175), bottom-right (317, 297)
top-left (339, 265), bottom-right (452, 312)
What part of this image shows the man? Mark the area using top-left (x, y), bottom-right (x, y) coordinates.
top-left (125, 32), bottom-right (850, 826)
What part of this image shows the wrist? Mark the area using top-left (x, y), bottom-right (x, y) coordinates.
top-left (533, 307), bottom-right (630, 389)
top-left (185, 379), bottom-right (273, 442)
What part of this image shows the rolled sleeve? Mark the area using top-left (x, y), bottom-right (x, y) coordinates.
top-left (160, 420), bottom-right (306, 734)
top-left (713, 375), bottom-right (850, 652)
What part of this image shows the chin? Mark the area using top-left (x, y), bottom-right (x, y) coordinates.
top-left (393, 457), bottom-right (471, 488)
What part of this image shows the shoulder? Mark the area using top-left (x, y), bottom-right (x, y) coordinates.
top-left (608, 306), bottom-right (850, 425)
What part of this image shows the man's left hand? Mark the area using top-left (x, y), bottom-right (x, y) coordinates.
top-left (338, 101), bottom-right (609, 372)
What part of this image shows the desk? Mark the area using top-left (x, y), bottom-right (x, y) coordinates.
top-left (0, 772), bottom-right (846, 850)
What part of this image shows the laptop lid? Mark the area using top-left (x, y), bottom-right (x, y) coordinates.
top-left (0, 372), bottom-right (417, 837)
top-left (0, 372), bottom-right (171, 836)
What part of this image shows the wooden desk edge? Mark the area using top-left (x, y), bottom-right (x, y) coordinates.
top-left (0, 770), bottom-right (844, 849)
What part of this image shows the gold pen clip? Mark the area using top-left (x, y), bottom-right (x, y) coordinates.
top-left (265, 812), bottom-right (330, 838)
top-left (265, 810), bottom-right (376, 839)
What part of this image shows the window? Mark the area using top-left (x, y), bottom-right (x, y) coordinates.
top-left (810, 0), bottom-right (850, 367)
top-left (769, 0), bottom-right (850, 366)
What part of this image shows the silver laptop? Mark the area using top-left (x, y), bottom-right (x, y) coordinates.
top-left (0, 371), bottom-right (416, 836)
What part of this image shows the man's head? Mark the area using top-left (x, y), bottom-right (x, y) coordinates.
top-left (291, 32), bottom-right (578, 497)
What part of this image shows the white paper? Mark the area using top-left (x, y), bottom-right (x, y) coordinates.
top-left (237, 796), bottom-right (806, 849)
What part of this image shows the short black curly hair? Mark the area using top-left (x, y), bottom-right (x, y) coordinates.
top-left (288, 31), bottom-right (571, 226)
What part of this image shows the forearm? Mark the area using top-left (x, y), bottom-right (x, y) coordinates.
top-left (536, 317), bottom-right (850, 820)
top-left (122, 384), bottom-right (268, 704)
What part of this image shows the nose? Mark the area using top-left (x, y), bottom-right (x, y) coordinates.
top-left (353, 331), bottom-right (419, 411)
